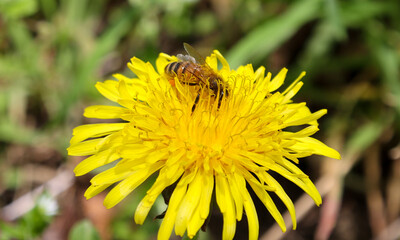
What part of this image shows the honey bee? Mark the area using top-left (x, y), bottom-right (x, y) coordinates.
top-left (164, 43), bottom-right (229, 111)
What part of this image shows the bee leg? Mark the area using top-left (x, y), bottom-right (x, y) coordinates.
top-left (192, 93), bottom-right (200, 112)
top-left (217, 91), bottom-right (224, 108)
top-left (182, 82), bottom-right (198, 86)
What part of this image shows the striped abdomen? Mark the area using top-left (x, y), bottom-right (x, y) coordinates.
top-left (164, 61), bottom-right (204, 84)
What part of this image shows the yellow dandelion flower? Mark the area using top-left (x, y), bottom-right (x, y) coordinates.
top-left (68, 45), bottom-right (340, 240)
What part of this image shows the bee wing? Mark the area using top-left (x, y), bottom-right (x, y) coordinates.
top-left (183, 43), bottom-right (217, 76)
top-left (183, 43), bottom-right (207, 65)
top-left (183, 43), bottom-right (221, 86)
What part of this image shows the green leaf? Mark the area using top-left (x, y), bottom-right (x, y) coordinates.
top-left (372, 41), bottom-right (400, 115)
top-left (226, 0), bottom-right (322, 68)
top-left (297, 0), bottom-right (346, 71)
top-left (62, 0), bottom-right (88, 27)
top-left (0, 120), bottom-right (36, 144)
top-left (365, 18), bottom-right (400, 117)
top-left (346, 119), bottom-right (389, 155)
top-left (6, 21), bottom-right (41, 80)
top-left (341, 1), bottom-right (392, 27)
top-left (0, 222), bottom-right (25, 240)
top-left (0, 0), bottom-right (38, 19)
top-left (298, 20), bottom-right (337, 71)
top-left (324, 0), bottom-right (346, 40)
top-left (39, 0), bottom-right (57, 19)
top-left (69, 220), bottom-right (101, 240)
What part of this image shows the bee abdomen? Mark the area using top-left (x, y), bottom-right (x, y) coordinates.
top-left (166, 62), bottom-right (178, 74)
top-left (165, 62), bottom-right (194, 78)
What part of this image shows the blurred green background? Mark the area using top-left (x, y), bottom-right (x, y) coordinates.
top-left (1, 0), bottom-right (400, 239)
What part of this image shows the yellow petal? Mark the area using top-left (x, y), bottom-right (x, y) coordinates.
top-left (242, 188), bottom-right (259, 240)
top-left (117, 143), bottom-right (155, 160)
top-left (186, 202), bottom-right (204, 238)
top-left (84, 183), bottom-right (112, 199)
top-left (74, 148), bottom-right (120, 176)
top-left (216, 174), bottom-right (236, 240)
top-left (281, 125), bottom-right (319, 139)
top-left (261, 172), bottom-right (297, 229)
top-left (117, 79), bottom-right (132, 99)
top-left (128, 57), bottom-right (150, 80)
top-left (206, 53), bottom-right (218, 72)
top-left (156, 53), bottom-right (176, 74)
top-left (175, 172), bottom-right (202, 236)
top-left (268, 68), bottom-right (287, 92)
top-left (238, 167), bottom-right (286, 232)
top-left (214, 49), bottom-right (230, 72)
top-left (282, 71), bottom-right (306, 96)
top-left (83, 105), bottom-right (129, 119)
top-left (112, 74), bottom-right (145, 87)
top-left (103, 161), bottom-right (164, 208)
top-left (282, 81), bottom-right (303, 103)
top-left (90, 164), bottom-right (133, 186)
top-left (227, 174), bottom-right (244, 221)
top-left (291, 137), bottom-right (341, 159)
top-left (199, 173), bottom-right (214, 219)
top-left (95, 80), bottom-right (119, 102)
top-left (283, 103), bottom-right (319, 126)
top-left (285, 109), bottom-right (327, 127)
top-left (186, 172), bottom-right (213, 237)
top-left (158, 178), bottom-right (188, 240)
top-left (70, 123), bottom-right (126, 145)
top-left (253, 68), bottom-right (269, 99)
top-left (135, 166), bottom-right (184, 224)
top-left (269, 160), bottom-right (322, 205)
top-left (67, 138), bottom-right (104, 156)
